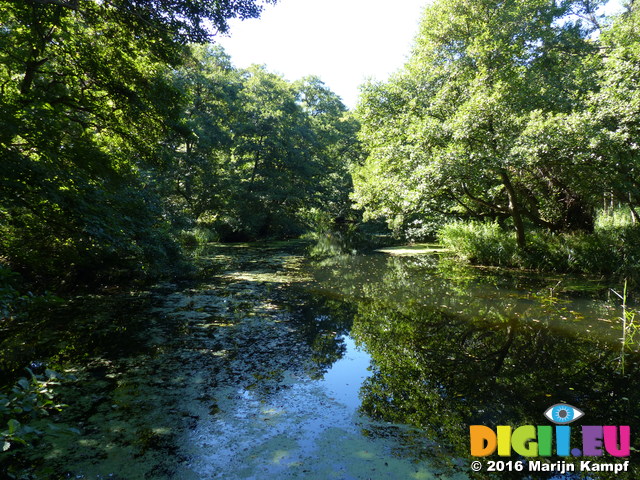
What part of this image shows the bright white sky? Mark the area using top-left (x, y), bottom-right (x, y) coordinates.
top-left (215, 0), bottom-right (427, 109)
top-left (215, 0), bottom-right (626, 110)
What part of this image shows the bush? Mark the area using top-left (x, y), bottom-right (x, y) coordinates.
top-left (1, 369), bottom-right (74, 452)
top-left (177, 225), bottom-right (219, 248)
top-left (438, 221), bottom-right (517, 266)
top-left (595, 207), bottom-right (637, 230)
top-left (437, 218), bottom-right (640, 280)
top-left (0, 369), bottom-right (77, 480)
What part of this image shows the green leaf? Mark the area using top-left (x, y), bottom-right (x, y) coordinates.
top-left (7, 419), bottom-right (20, 434)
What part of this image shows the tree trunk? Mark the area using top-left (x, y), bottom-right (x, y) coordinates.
top-left (20, 58), bottom-right (48, 95)
top-left (499, 170), bottom-right (526, 249)
top-left (249, 151), bottom-right (260, 191)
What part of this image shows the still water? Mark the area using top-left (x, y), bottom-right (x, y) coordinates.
top-left (2, 242), bottom-right (638, 479)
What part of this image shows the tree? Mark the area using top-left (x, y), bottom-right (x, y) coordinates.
top-left (589, 3), bottom-right (640, 219)
top-left (295, 76), bottom-right (362, 228)
top-left (353, 0), bottom-right (608, 246)
top-left (0, 0), bottom-right (275, 286)
top-left (164, 45), bottom-right (242, 223)
top-left (163, 50), bottom-right (360, 241)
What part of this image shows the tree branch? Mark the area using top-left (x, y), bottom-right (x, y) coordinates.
top-left (30, 0), bottom-right (79, 9)
top-left (461, 183), bottom-right (508, 213)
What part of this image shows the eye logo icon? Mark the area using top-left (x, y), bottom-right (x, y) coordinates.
top-left (544, 403), bottom-right (584, 424)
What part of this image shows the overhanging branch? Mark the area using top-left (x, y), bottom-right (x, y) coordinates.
top-left (30, 0), bottom-right (79, 9)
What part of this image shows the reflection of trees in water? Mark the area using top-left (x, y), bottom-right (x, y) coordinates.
top-left (307, 253), bottom-right (640, 475)
top-left (312, 252), bottom-right (616, 332)
top-left (287, 291), bottom-right (357, 379)
top-left (351, 297), bottom-right (640, 473)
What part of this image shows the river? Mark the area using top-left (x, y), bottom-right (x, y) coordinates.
top-left (2, 241), bottom-right (638, 479)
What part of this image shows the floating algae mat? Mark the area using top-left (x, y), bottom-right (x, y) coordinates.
top-left (3, 242), bottom-right (640, 479)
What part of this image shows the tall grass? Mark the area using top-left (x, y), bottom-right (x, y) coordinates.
top-left (438, 211), bottom-right (640, 280)
top-left (177, 226), bottom-right (219, 248)
top-left (438, 222), bottom-right (517, 266)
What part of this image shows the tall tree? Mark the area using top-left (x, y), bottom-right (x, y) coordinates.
top-left (353, 0), bottom-right (607, 246)
top-left (164, 51), bottom-right (360, 240)
top-left (0, 0), bottom-right (274, 286)
top-left (590, 3), bottom-right (640, 219)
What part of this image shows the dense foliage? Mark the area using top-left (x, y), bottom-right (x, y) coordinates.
top-left (353, 0), bottom-right (640, 250)
top-left (438, 214), bottom-right (640, 277)
top-left (1, 9), bottom-right (360, 463)
top-left (0, 0), bottom-right (359, 290)
top-left (167, 46), bottom-right (360, 241)
top-left (5, 1), bottom-right (640, 477)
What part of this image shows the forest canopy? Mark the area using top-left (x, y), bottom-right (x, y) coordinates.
top-left (2, 0), bottom-right (640, 290)
top-left (352, 0), bottom-right (640, 248)
top-left (0, 0), bottom-right (360, 289)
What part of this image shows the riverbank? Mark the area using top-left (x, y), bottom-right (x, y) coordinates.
top-left (437, 220), bottom-right (640, 284)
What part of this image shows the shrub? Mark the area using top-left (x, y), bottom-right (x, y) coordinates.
top-left (437, 217), bottom-right (640, 281)
top-left (177, 225), bottom-right (219, 248)
top-left (1, 369), bottom-right (73, 453)
top-left (438, 221), bottom-right (517, 266)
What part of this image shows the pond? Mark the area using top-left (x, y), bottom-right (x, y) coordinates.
top-left (2, 241), bottom-right (639, 479)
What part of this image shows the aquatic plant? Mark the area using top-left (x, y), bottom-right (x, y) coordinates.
top-left (612, 280), bottom-right (639, 374)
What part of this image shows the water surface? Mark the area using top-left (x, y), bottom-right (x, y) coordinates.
top-left (2, 242), bottom-right (638, 479)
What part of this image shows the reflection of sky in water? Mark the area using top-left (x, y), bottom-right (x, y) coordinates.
top-left (186, 309), bottom-right (452, 479)
top-left (319, 335), bottom-right (371, 411)
top-left (187, 358), bottom-right (450, 480)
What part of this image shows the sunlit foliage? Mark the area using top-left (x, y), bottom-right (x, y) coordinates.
top-left (353, 0), bottom-right (640, 248)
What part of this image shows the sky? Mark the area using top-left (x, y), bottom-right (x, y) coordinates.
top-left (215, 0), bottom-right (626, 110)
top-left (215, 0), bottom-right (427, 109)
